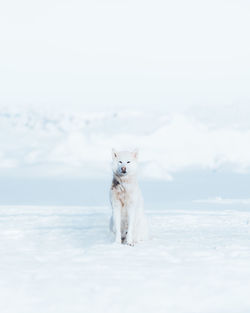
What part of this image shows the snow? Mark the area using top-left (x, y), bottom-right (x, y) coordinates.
top-left (1, 205), bottom-right (250, 313)
top-left (3, 104), bottom-right (250, 182)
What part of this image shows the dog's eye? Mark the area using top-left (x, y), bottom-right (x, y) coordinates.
top-left (119, 161), bottom-right (122, 164)
top-left (127, 161), bottom-right (131, 163)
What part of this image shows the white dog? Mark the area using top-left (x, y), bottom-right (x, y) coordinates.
top-left (109, 149), bottom-right (148, 245)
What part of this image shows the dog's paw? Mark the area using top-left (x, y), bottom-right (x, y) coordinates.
top-left (126, 239), bottom-right (134, 246)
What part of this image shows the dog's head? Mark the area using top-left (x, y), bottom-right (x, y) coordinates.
top-left (112, 149), bottom-right (139, 177)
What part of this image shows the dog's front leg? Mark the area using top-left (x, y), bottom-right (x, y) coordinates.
top-left (112, 202), bottom-right (122, 244)
top-left (126, 205), bottom-right (136, 246)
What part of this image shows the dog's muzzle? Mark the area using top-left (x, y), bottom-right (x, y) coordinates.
top-left (121, 166), bottom-right (127, 174)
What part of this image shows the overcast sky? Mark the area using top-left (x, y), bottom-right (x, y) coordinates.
top-left (0, 0), bottom-right (250, 111)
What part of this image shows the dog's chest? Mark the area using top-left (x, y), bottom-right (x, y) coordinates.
top-left (112, 179), bottom-right (133, 208)
top-left (115, 185), bottom-right (129, 208)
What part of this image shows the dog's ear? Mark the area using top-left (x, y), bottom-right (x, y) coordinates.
top-left (112, 148), bottom-right (118, 160)
top-left (132, 148), bottom-right (139, 159)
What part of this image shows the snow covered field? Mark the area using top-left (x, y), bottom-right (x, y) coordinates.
top-left (1, 205), bottom-right (250, 313)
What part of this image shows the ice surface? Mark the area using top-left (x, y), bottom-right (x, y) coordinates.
top-left (1, 205), bottom-right (250, 313)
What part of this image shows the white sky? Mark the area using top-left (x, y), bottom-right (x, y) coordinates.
top-left (0, 0), bottom-right (250, 110)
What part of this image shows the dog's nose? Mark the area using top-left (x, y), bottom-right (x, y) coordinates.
top-left (121, 166), bottom-right (126, 173)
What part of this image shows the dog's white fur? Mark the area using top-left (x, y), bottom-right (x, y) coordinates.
top-left (109, 149), bottom-right (148, 245)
